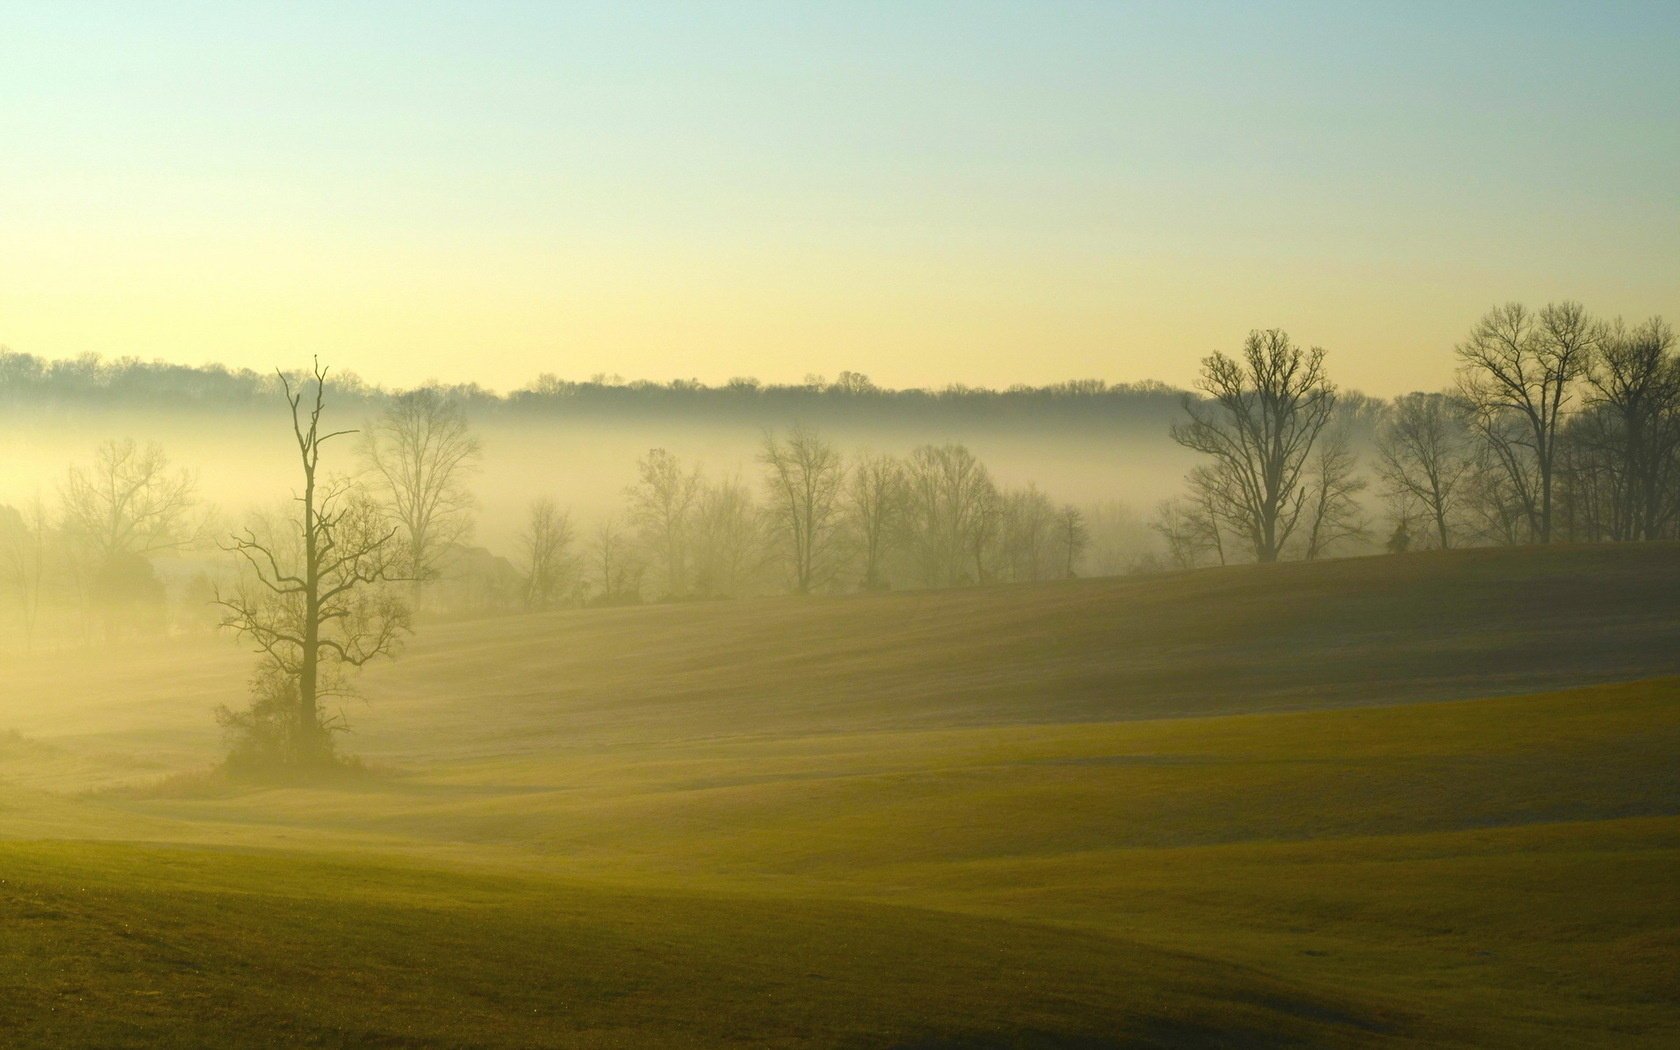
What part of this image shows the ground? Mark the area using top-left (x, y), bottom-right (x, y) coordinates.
top-left (2, 544), bottom-right (1678, 1047)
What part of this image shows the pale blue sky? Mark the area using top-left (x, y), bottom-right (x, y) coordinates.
top-left (2, 2), bottom-right (1676, 393)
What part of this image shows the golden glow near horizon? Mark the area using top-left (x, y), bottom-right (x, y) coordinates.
top-left (2, 4), bottom-right (1676, 395)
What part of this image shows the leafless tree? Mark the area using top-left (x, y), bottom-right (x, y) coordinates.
top-left (1170, 330), bottom-right (1336, 562)
top-left (519, 498), bottom-right (576, 610)
top-left (1054, 504), bottom-right (1089, 579)
top-left (1298, 425), bottom-right (1368, 560)
top-left (761, 425), bottom-right (846, 593)
top-left (1376, 392), bottom-right (1477, 550)
top-left (845, 451), bottom-right (906, 590)
top-left (360, 388), bottom-right (482, 601)
top-left (1455, 301), bottom-right (1596, 543)
top-left (692, 476), bottom-right (765, 598)
top-left (61, 438), bottom-right (201, 559)
top-left (626, 448), bottom-right (701, 599)
top-left (0, 497), bottom-right (49, 652)
top-left (1582, 316), bottom-right (1680, 541)
top-left (589, 517), bottom-right (645, 605)
top-left (903, 443), bottom-right (997, 587)
top-left (215, 360), bottom-right (411, 766)
top-left (997, 485), bottom-right (1058, 582)
top-left (1152, 493), bottom-right (1226, 570)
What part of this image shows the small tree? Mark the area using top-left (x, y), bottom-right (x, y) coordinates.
top-left (761, 425), bottom-right (845, 593)
top-left (1376, 392), bottom-right (1477, 550)
top-left (1054, 504), bottom-right (1089, 579)
top-left (519, 498), bottom-right (576, 610)
top-left (589, 517), bottom-right (645, 605)
top-left (216, 360), bottom-right (411, 770)
top-left (0, 497), bottom-right (49, 653)
top-left (61, 439), bottom-right (202, 638)
top-left (1298, 426), bottom-right (1368, 561)
top-left (845, 451), bottom-right (905, 590)
top-left (626, 449), bottom-right (701, 599)
top-left (360, 388), bottom-right (482, 603)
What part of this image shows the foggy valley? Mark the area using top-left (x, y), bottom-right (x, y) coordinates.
top-left (4, 4), bottom-right (1679, 1048)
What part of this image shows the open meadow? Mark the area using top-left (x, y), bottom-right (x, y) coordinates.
top-left (3, 544), bottom-right (1678, 1047)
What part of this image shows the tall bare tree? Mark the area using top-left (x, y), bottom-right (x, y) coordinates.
top-left (761, 425), bottom-right (846, 593)
top-left (845, 451), bottom-right (905, 590)
top-left (1376, 392), bottom-right (1477, 550)
top-left (1455, 301), bottom-right (1596, 543)
top-left (1583, 316), bottom-right (1680, 541)
top-left (360, 388), bottom-right (482, 601)
top-left (1170, 330), bottom-right (1336, 562)
top-left (216, 361), bottom-right (411, 766)
top-left (519, 498), bottom-right (576, 610)
top-left (903, 443), bottom-right (997, 587)
top-left (626, 448), bottom-right (702, 599)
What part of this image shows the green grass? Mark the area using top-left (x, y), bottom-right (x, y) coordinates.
top-left (2, 544), bottom-right (1679, 1046)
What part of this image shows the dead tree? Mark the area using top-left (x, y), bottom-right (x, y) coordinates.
top-left (216, 360), bottom-right (410, 765)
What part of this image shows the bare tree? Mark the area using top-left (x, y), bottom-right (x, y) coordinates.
top-left (1054, 504), bottom-right (1088, 579)
top-left (845, 451), bottom-right (905, 590)
top-left (589, 517), bottom-right (645, 605)
top-left (519, 498), bottom-right (576, 610)
top-left (360, 388), bottom-right (482, 602)
top-left (60, 439), bottom-right (200, 560)
top-left (1170, 330), bottom-right (1336, 562)
top-left (760, 425), bottom-right (846, 593)
top-left (1583, 316), bottom-right (1680, 541)
top-left (1298, 425), bottom-right (1368, 560)
top-left (0, 497), bottom-right (49, 653)
top-left (1376, 392), bottom-right (1477, 550)
top-left (903, 443), bottom-right (996, 587)
top-left (625, 448), bottom-right (701, 599)
top-left (997, 485), bottom-right (1058, 582)
top-left (216, 361), bottom-right (411, 767)
top-left (1152, 493), bottom-right (1225, 570)
top-left (60, 438), bottom-right (203, 639)
top-left (692, 476), bottom-right (766, 598)
top-left (1455, 301), bottom-right (1596, 543)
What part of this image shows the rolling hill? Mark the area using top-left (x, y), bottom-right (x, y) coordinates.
top-left (2, 544), bottom-right (1678, 1047)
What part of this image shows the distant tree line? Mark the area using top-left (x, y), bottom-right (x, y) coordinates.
top-left (1155, 303), bottom-right (1678, 567)
top-left (0, 350), bottom-right (1181, 429)
top-left (3, 299), bottom-right (1675, 661)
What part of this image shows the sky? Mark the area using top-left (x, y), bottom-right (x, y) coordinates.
top-left (1, 1), bottom-right (1677, 395)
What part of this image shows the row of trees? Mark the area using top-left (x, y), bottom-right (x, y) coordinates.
top-left (514, 434), bottom-right (1091, 608)
top-left (1156, 303), bottom-right (1678, 567)
top-left (0, 383), bottom-right (484, 654)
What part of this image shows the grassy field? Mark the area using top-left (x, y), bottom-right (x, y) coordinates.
top-left (2, 544), bottom-right (1679, 1046)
